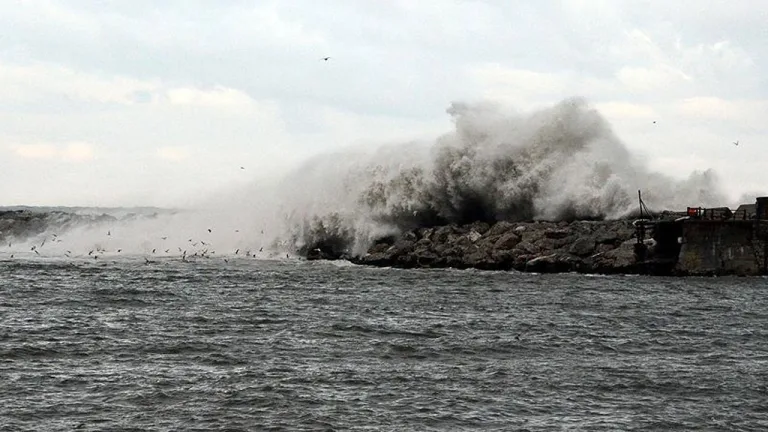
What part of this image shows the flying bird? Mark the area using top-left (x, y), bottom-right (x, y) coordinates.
top-left (207, 228), bottom-right (212, 233)
top-left (240, 166), bottom-right (245, 170)
top-left (321, 56), bottom-right (331, 61)
top-left (733, 140), bottom-right (739, 146)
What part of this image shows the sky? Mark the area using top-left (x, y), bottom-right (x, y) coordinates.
top-left (1, 0), bottom-right (766, 207)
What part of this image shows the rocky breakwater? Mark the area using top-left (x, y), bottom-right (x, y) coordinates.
top-left (348, 220), bottom-right (649, 274)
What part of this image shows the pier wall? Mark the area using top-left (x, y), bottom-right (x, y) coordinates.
top-left (675, 220), bottom-right (760, 276)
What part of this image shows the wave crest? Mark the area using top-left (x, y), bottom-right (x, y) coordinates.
top-left (276, 97), bottom-right (724, 256)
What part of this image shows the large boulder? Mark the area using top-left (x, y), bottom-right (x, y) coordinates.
top-left (485, 221), bottom-right (516, 238)
top-left (544, 228), bottom-right (570, 239)
top-left (525, 254), bottom-right (581, 273)
top-left (569, 236), bottom-right (596, 257)
top-left (587, 239), bottom-right (639, 273)
top-left (494, 232), bottom-right (521, 250)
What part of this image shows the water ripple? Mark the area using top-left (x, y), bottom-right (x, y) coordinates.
top-left (1, 259), bottom-right (767, 430)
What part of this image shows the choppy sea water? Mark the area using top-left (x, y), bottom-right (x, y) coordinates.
top-left (1, 257), bottom-right (767, 431)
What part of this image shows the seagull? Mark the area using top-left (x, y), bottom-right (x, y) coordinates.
top-left (733, 140), bottom-right (739, 146)
top-left (161, 236), bottom-right (167, 240)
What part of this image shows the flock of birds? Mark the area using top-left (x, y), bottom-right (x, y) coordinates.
top-left (2, 226), bottom-right (286, 265)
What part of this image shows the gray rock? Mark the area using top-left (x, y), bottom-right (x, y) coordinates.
top-left (486, 221), bottom-right (516, 238)
top-left (526, 254), bottom-right (580, 273)
top-left (544, 228), bottom-right (570, 239)
top-left (386, 240), bottom-right (415, 256)
top-left (494, 232), bottom-right (521, 250)
top-left (467, 221), bottom-right (491, 235)
top-left (514, 240), bottom-right (539, 255)
top-left (569, 236), bottom-right (596, 256)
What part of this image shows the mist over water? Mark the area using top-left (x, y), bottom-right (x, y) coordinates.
top-left (5, 97), bottom-right (728, 259)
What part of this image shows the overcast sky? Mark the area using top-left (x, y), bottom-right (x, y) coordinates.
top-left (1, 0), bottom-right (766, 207)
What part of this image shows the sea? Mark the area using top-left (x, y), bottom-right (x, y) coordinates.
top-left (1, 257), bottom-right (767, 431)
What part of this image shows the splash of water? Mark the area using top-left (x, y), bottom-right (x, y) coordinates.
top-left (2, 97), bottom-right (728, 260)
top-left (274, 97), bottom-right (726, 256)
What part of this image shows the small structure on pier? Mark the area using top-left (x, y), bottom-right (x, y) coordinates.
top-left (634, 193), bottom-right (768, 275)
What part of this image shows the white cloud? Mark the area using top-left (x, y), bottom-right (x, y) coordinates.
top-left (615, 65), bottom-right (692, 93)
top-left (62, 142), bottom-right (95, 161)
top-left (11, 144), bottom-right (58, 159)
top-left (10, 142), bottom-right (95, 162)
top-left (674, 97), bottom-right (768, 127)
top-left (156, 146), bottom-right (190, 161)
top-left (0, 61), bottom-right (159, 105)
top-left (165, 86), bottom-right (257, 109)
top-left (594, 102), bottom-right (658, 120)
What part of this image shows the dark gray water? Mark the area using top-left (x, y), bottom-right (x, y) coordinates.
top-left (1, 258), bottom-right (767, 431)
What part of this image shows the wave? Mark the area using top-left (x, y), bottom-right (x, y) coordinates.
top-left (276, 97), bottom-right (725, 256)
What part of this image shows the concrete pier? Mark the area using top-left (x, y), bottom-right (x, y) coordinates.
top-left (637, 196), bottom-right (768, 276)
top-left (675, 220), bottom-right (761, 276)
